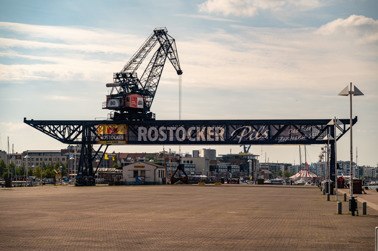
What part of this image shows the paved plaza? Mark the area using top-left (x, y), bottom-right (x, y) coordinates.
top-left (0, 185), bottom-right (377, 250)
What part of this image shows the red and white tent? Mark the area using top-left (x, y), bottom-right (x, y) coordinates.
top-left (290, 168), bottom-right (317, 179)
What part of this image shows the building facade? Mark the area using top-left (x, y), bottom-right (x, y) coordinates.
top-left (123, 162), bottom-right (166, 185)
top-left (199, 149), bottom-right (216, 161)
top-left (181, 157), bottom-right (209, 175)
top-left (0, 150), bottom-right (7, 164)
top-left (22, 150), bottom-right (67, 169)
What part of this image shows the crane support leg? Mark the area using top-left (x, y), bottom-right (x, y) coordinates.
top-left (76, 143), bottom-right (95, 186)
top-left (76, 126), bottom-right (96, 186)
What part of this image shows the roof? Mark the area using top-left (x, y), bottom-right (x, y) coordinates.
top-left (97, 168), bottom-right (123, 173)
top-left (124, 161), bottom-right (164, 169)
top-left (290, 168), bottom-right (317, 179)
top-left (117, 153), bottom-right (145, 161)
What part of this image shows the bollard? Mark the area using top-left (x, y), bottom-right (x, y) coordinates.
top-left (349, 197), bottom-right (357, 216)
top-left (323, 189), bottom-right (326, 195)
top-left (362, 202), bottom-right (367, 215)
top-left (337, 201), bottom-right (342, 214)
top-left (344, 193), bottom-right (347, 202)
top-left (375, 227), bottom-right (378, 251)
top-left (327, 193), bottom-right (330, 201)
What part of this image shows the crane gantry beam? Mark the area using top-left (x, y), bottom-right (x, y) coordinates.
top-left (24, 117), bottom-right (357, 186)
top-left (24, 118), bottom-right (356, 145)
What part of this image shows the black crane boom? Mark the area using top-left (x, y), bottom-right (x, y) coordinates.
top-left (104, 27), bottom-right (182, 121)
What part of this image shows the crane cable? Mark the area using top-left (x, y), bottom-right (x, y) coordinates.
top-left (179, 75), bottom-right (182, 155)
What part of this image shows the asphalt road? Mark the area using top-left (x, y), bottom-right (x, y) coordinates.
top-left (0, 185), bottom-right (377, 250)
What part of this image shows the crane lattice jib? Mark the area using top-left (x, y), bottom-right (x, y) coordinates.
top-left (140, 44), bottom-right (170, 109)
top-left (153, 29), bottom-right (182, 75)
top-left (120, 31), bottom-right (158, 74)
top-left (104, 28), bottom-right (183, 121)
top-left (139, 31), bottom-right (182, 109)
top-left (123, 30), bottom-right (181, 101)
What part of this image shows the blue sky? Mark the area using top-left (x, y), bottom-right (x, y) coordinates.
top-left (0, 0), bottom-right (377, 166)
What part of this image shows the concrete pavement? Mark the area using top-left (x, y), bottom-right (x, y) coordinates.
top-left (0, 185), bottom-right (377, 250)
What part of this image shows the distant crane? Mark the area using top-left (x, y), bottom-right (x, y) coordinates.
top-left (103, 27), bottom-right (183, 121)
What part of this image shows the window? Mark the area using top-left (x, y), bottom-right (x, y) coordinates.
top-left (140, 170), bottom-right (145, 177)
top-left (133, 170), bottom-right (138, 177)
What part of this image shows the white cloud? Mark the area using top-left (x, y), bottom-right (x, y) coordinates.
top-left (0, 22), bottom-right (138, 48)
top-left (316, 15), bottom-right (378, 44)
top-left (0, 37), bottom-right (122, 54)
top-left (44, 95), bottom-right (76, 101)
top-left (0, 22), bottom-right (150, 82)
top-left (178, 19), bottom-right (377, 93)
top-left (198, 0), bottom-right (325, 17)
top-left (175, 13), bottom-right (238, 22)
top-left (198, 0), bottom-right (259, 17)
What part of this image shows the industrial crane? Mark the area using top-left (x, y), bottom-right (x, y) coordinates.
top-left (103, 27), bottom-right (183, 121)
top-left (23, 27), bottom-right (356, 186)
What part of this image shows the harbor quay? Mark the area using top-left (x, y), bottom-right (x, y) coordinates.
top-left (0, 185), bottom-right (377, 250)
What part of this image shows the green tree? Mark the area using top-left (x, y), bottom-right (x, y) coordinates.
top-left (145, 154), bottom-right (155, 161)
top-left (2, 171), bottom-right (11, 180)
top-left (44, 169), bottom-right (52, 179)
top-left (61, 162), bottom-right (68, 177)
top-left (16, 166), bottom-right (25, 177)
top-left (0, 159), bottom-right (6, 177)
top-left (113, 162), bottom-right (121, 169)
top-left (9, 162), bottom-right (16, 179)
top-left (28, 168), bottom-right (33, 177)
top-left (283, 170), bottom-right (291, 178)
top-left (33, 166), bottom-right (43, 179)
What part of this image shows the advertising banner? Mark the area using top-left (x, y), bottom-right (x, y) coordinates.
top-left (126, 122), bottom-right (325, 145)
top-left (97, 124), bottom-right (127, 144)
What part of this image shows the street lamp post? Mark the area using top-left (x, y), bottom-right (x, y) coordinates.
top-left (59, 166), bottom-right (63, 185)
top-left (323, 134), bottom-right (333, 195)
top-left (328, 117), bottom-right (340, 201)
top-left (318, 153), bottom-right (323, 179)
top-left (40, 165), bottom-right (43, 185)
top-left (24, 155), bottom-right (30, 187)
top-left (338, 82), bottom-right (364, 199)
top-left (31, 165), bottom-right (34, 186)
top-left (248, 159), bottom-right (252, 180)
top-left (70, 155), bottom-right (74, 183)
top-left (320, 147), bottom-right (326, 180)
